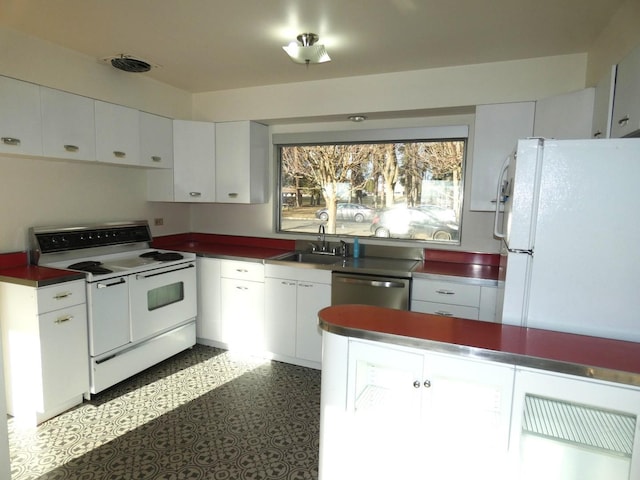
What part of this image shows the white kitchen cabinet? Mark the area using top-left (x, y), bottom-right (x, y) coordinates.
top-left (173, 119), bottom-right (216, 202)
top-left (322, 337), bottom-right (514, 480)
top-left (469, 102), bottom-right (535, 211)
top-left (215, 120), bottom-right (269, 203)
top-left (220, 260), bottom-right (265, 353)
top-left (196, 257), bottom-right (222, 343)
top-left (592, 65), bottom-right (617, 139)
top-left (40, 86), bottom-right (96, 161)
top-left (411, 276), bottom-right (497, 322)
top-left (95, 100), bottom-right (141, 165)
top-left (0, 279), bottom-right (89, 425)
top-left (533, 88), bottom-right (595, 139)
top-left (0, 339), bottom-right (9, 480)
top-left (265, 264), bottom-right (331, 367)
top-left (0, 76), bottom-right (42, 157)
top-left (139, 111), bottom-right (173, 168)
top-left (509, 368), bottom-right (640, 480)
top-left (611, 44), bottom-right (640, 138)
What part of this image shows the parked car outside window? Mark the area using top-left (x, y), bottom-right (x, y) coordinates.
top-left (315, 203), bottom-right (376, 223)
top-left (370, 206), bottom-right (459, 241)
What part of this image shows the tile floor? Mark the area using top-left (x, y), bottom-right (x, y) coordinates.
top-left (7, 345), bottom-right (321, 479)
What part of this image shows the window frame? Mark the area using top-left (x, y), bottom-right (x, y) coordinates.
top-left (273, 125), bottom-right (469, 245)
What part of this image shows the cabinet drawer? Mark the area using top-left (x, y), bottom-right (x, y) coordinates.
top-left (411, 300), bottom-right (479, 320)
top-left (221, 260), bottom-right (264, 281)
top-left (37, 280), bottom-right (86, 312)
top-left (412, 279), bottom-right (480, 307)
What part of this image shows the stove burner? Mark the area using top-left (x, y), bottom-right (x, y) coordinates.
top-left (67, 260), bottom-right (113, 274)
top-left (140, 251), bottom-right (184, 261)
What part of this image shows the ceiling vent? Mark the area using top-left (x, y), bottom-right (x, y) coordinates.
top-left (101, 54), bottom-right (159, 73)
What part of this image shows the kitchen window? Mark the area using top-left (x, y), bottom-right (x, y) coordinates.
top-left (274, 126), bottom-right (467, 244)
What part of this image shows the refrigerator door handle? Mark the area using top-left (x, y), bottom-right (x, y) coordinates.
top-left (493, 156), bottom-right (511, 240)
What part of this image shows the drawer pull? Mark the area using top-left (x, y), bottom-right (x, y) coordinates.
top-left (1, 137), bottom-right (21, 146)
top-left (235, 269), bottom-right (249, 273)
top-left (64, 144), bottom-right (79, 152)
top-left (53, 292), bottom-right (73, 300)
top-left (236, 286), bottom-right (249, 291)
top-left (228, 193), bottom-right (238, 198)
top-left (618, 115), bottom-right (630, 127)
top-left (281, 281), bottom-right (296, 286)
top-left (113, 150), bottom-right (126, 158)
top-left (189, 192), bottom-right (202, 197)
top-left (435, 310), bottom-right (453, 316)
top-left (55, 315), bottom-right (73, 324)
top-left (435, 289), bottom-right (455, 295)
top-left (151, 155), bottom-right (162, 162)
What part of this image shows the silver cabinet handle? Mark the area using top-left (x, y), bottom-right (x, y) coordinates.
top-left (424, 380), bottom-right (431, 388)
top-left (228, 193), bottom-right (238, 198)
top-left (151, 155), bottom-right (161, 162)
top-left (64, 144), bottom-right (79, 152)
top-left (593, 131), bottom-right (602, 138)
top-left (281, 281), bottom-right (296, 286)
top-left (235, 269), bottom-right (249, 273)
top-left (1, 137), bottom-right (20, 146)
top-left (618, 115), bottom-right (630, 126)
top-left (53, 291), bottom-right (72, 300)
top-left (435, 310), bottom-right (454, 316)
top-left (435, 289), bottom-right (455, 295)
top-left (298, 283), bottom-right (313, 288)
top-left (413, 380), bottom-right (421, 388)
top-left (236, 286), bottom-right (249, 291)
top-left (54, 315), bottom-right (73, 324)
top-left (113, 151), bottom-right (126, 158)
top-left (189, 192), bottom-right (202, 197)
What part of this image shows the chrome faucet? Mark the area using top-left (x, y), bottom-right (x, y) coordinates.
top-left (318, 225), bottom-right (326, 251)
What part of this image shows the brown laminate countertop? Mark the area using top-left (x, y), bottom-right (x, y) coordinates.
top-left (319, 304), bottom-right (640, 387)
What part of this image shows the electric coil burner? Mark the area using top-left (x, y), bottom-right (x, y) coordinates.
top-left (30, 221), bottom-right (197, 395)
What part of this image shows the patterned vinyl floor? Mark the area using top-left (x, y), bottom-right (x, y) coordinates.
top-left (7, 345), bottom-right (321, 480)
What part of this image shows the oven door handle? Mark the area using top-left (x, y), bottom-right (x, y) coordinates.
top-left (135, 263), bottom-right (195, 280)
top-left (96, 278), bottom-right (126, 289)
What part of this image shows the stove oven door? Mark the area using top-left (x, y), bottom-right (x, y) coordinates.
top-left (87, 276), bottom-right (131, 356)
top-left (129, 261), bottom-right (197, 342)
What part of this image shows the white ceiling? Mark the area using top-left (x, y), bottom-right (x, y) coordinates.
top-left (0, 0), bottom-right (626, 93)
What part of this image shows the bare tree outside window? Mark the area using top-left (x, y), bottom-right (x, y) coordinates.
top-left (278, 139), bottom-right (465, 243)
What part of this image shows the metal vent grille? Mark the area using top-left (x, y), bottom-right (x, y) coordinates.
top-left (523, 395), bottom-right (636, 457)
top-left (110, 57), bottom-right (151, 73)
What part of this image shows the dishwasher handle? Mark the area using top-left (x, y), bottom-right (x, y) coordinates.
top-left (334, 276), bottom-right (406, 289)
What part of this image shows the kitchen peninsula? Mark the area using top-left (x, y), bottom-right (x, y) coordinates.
top-left (318, 305), bottom-right (640, 480)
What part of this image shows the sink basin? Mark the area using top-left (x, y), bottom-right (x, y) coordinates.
top-left (272, 252), bottom-right (342, 265)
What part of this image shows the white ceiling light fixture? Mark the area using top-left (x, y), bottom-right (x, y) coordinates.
top-left (283, 33), bottom-right (331, 65)
top-left (348, 115), bottom-right (367, 122)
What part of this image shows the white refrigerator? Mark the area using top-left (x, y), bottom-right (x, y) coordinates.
top-left (495, 138), bottom-right (640, 342)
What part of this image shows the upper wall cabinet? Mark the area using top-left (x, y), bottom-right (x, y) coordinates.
top-left (41, 87), bottom-right (96, 161)
top-left (592, 65), bottom-right (617, 139)
top-left (94, 100), bottom-right (141, 166)
top-left (611, 44), bottom-right (640, 138)
top-left (533, 88), bottom-right (595, 140)
top-left (139, 111), bottom-right (173, 168)
top-left (215, 121), bottom-right (269, 204)
top-left (173, 120), bottom-right (216, 202)
top-left (0, 76), bottom-right (42, 156)
top-left (469, 102), bottom-right (534, 212)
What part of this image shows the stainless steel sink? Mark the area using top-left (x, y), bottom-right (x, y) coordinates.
top-left (273, 252), bottom-right (342, 265)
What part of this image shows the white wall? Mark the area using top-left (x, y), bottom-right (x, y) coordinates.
top-left (0, 27), bottom-right (192, 252)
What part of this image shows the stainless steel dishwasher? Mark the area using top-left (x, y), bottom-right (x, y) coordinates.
top-left (331, 272), bottom-right (411, 310)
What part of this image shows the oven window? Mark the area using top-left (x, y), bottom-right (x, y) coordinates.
top-left (147, 282), bottom-right (184, 311)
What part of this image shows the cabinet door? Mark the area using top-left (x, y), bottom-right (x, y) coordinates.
top-left (173, 120), bottom-right (216, 202)
top-left (215, 121), bottom-right (268, 203)
top-left (592, 65), bottom-right (617, 139)
top-left (533, 88), bottom-right (595, 140)
top-left (220, 278), bottom-right (264, 352)
top-left (0, 76), bottom-right (42, 156)
top-left (510, 369), bottom-right (640, 480)
top-left (95, 100), bottom-right (140, 165)
top-left (39, 304), bottom-right (89, 412)
top-left (264, 277), bottom-right (297, 357)
top-left (296, 281), bottom-right (330, 363)
top-left (41, 87), bottom-right (96, 161)
top-left (196, 257), bottom-right (221, 342)
top-left (611, 45), bottom-right (640, 138)
top-left (139, 111), bottom-right (173, 168)
top-left (470, 102), bottom-right (534, 211)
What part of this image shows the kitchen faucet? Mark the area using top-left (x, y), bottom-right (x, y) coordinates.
top-left (318, 225), bottom-right (326, 251)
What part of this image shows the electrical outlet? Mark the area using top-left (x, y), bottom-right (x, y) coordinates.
top-left (154, 218), bottom-right (164, 226)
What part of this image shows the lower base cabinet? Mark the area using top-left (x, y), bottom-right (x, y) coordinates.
top-left (319, 332), bottom-right (640, 480)
top-left (265, 265), bottom-right (330, 368)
